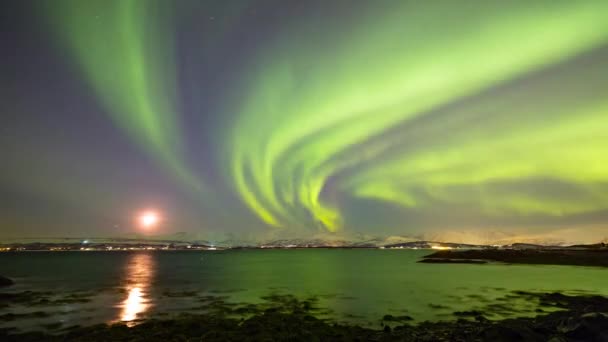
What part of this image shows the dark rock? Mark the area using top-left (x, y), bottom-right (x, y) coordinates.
top-left (0, 275), bottom-right (14, 287)
top-left (422, 249), bottom-right (608, 267)
top-left (397, 315), bottom-right (414, 321)
top-left (382, 314), bottom-right (413, 322)
top-left (382, 314), bottom-right (395, 321)
top-left (453, 310), bottom-right (484, 317)
top-left (0, 311), bottom-right (51, 322)
top-left (475, 315), bottom-right (488, 322)
top-left (560, 312), bottom-right (608, 341)
top-left (481, 324), bottom-right (545, 342)
top-left (546, 337), bottom-right (568, 342)
top-left (419, 258), bottom-right (487, 264)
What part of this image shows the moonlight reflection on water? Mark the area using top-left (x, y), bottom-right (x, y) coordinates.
top-left (119, 253), bottom-right (154, 324)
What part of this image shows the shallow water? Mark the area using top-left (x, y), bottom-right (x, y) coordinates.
top-left (0, 249), bottom-right (607, 332)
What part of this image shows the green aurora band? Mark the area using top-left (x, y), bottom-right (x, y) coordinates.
top-left (226, 0), bottom-right (608, 232)
top-left (47, 0), bottom-right (608, 235)
top-left (48, 0), bottom-right (203, 191)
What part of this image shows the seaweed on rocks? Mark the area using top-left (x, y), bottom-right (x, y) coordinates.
top-left (1, 292), bottom-right (607, 341)
top-left (0, 291), bottom-right (93, 309)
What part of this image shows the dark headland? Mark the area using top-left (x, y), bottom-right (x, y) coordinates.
top-left (420, 243), bottom-right (608, 267)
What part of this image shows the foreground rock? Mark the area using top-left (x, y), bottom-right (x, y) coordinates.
top-left (0, 276), bottom-right (13, 287)
top-left (422, 249), bottom-right (608, 267)
top-left (1, 292), bottom-right (608, 341)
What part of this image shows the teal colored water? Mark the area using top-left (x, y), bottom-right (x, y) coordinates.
top-left (0, 250), bottom-right (607, 331)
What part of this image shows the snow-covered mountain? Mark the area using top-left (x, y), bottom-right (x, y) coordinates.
top-left (3, 226), bottom-right (605, 247)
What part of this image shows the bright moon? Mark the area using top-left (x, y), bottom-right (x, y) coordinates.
top-left (138, 211), bottom-right (159, 229)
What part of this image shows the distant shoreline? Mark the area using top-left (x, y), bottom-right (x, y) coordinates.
top-left (2, 241), bottom-right (605, 253)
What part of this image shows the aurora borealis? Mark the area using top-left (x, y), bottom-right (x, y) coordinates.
top-left (2, 0), bottom-right (608, 243)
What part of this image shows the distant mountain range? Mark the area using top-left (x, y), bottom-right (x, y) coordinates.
top-left (1, 239), bottom-right (605, 251)
top-left (1, 233), bottom-right (606, 250)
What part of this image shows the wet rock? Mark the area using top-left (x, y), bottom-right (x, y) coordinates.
top-left (546, 337), bottom-right (568, 342)
top-left (560, 312), bottom-right (608, 341)
top-left (162, 290), bottom-right (198, 297)
top-left (0, 275), bottom-right (13, 287)
top-left (453, 310), bottom-right (484, 317)
top-left (0, 311), bottom-right (51, 322)
top-left (481, 324), bottom-right (544, 342)
top-left (419, 258), bottom-right (487, 264)
top-left (383, 314), bottom-right (413, 323)
top-left (42, 322), bottom-right (63, 330)
top-left (0, 291), bottom-right (55, 308)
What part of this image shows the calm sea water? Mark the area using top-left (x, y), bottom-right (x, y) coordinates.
top-left (1, 249), bottom-right (607, 332)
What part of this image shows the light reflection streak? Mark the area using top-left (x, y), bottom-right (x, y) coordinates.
top-left (118, 252), bottom-right (154, 324)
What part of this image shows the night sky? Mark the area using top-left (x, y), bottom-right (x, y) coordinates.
top-left (2, 0), bottom-right (608, 244)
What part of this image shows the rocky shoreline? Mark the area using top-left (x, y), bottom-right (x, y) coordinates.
top-left (421, 249), bottom-right (608, 267)
top-left (2, 250), bottom-right (608, 341)
top-left (1, 292), bottom-right (607, 341)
